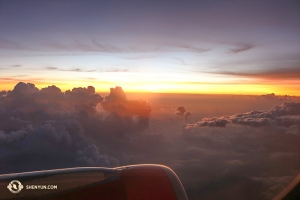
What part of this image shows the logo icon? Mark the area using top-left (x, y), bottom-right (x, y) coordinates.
top-left (7, 180), bottom-right (24, 193)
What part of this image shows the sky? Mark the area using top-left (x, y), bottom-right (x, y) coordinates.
top-left (1, 1), bottom-right (300, 199)
top-left (1, 0), bottom-right (300, 95)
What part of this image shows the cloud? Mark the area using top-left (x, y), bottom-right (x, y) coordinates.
top-left (0, 90), bottom-right (8, 98)
top-left (257, 93), bottom-right (299, 101)
top-left (0, 82), bottom-right (116, 172)
top-left (12, 82), bottom-right (39, 95)
top-left (104, 69), bottom-right (130, 72)
top-left (177, 45), bottom-right (211, 53)
top-left (179, 123), bottom-right (299, 199)
top-left (76, 144), bottom-right (119, 167)
top-left (11, 65), bottom-right (22, 68)
top-left (1, 37), bottom-right (211, 56)
top-left (124, 54), bottom-right (159, 60)
top-left (175, 106), bottom-right (191, 120)
top-left (176, 106), bottom-right (186, 116)
top-left (41, 39), bottom-right (162, 54)
top-left (186, 102), bottom-right (300, 129)
top-left (229, 43), bottom-right (254, 54)
top-left (45, 66), bottom-right (58, 70)
top-left (0, 82), bottom-right (153, 173)
top-left (0, 84), bottom-right (151, 171)
top-left (191, 117), bottom-right (229, 127)
top-left (259, 93), bottom-right (277, 100)
top-left (44, 67), bottom-right (129, 73)
top-left (1, 83), bottom-right (299, 199)
top-left (173, 57), bottom-right (196, 67)
top-left (101, 86), bottom-right (152, 134)
top-left (178, 101), bottom-right (300, 199)
top-left (214, 67), bottom-right (300, 80)
top-left (0, 121), bottom-right (119, 173)
top-left (0, 38), bottom-right (30, 51)
top-left (44, 39), bottom-right (211, 55)
top-left (44, 66), bottom-right (96, 72)
top-left (251, 176), bottom-right (296, 200)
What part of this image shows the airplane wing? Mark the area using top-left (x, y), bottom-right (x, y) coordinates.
top-left (0, 164), bottom-right (188, 200)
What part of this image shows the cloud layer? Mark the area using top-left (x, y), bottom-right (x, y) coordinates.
top-left (180, 102), bottom-right (299, 199)
top-left (1, 83), bottom-right (299, 200)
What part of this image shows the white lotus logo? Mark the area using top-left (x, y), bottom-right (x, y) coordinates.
top-left (7, 180), bottom-right (24, 193)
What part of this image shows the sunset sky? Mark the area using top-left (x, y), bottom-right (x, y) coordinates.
top-left (0, 0), bottom-right (300, 95)
top-left (1, 2), bottom-right (300, 199)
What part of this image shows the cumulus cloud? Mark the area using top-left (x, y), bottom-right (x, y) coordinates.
top-left (175, 106), bottom-right (191, 120)
top-left (0, 119), bottom-right (119, 173)
top-left (193, 117), bottom-right (229, 127)
top-left (0, 82), bottom-right (153, 173)
top-left (257, 93), bottom-right (300, 101)
top-left (76, 144), bottom-right (119, 167)
top-left (259, 93), bottom-right (276, 100)
top-left (101, 86), bottom-right (151, 134)
top-left (186, 102), bottom-right (300, 129)
top-left (176, 106), bottom-right (186, 116)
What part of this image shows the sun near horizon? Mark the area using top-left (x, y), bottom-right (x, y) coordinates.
top-left (1, 80), bottom-right (299, 96)
top-left (1, 0), bottom-right (299, 96)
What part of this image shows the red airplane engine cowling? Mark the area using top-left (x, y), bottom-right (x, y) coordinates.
top-left (0, 164), bottom-right (188, 200)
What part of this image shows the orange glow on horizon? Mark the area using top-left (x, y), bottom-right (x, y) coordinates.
top-left (1, 80), bottom-right (299, 96)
